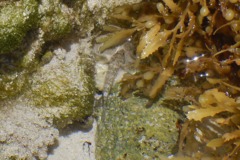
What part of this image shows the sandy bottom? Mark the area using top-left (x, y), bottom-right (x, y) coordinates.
top-left (47, 120), bottom-right (97, 160)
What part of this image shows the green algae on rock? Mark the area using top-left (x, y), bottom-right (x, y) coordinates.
top-left (0, 37), bottom-right (96, 159)
top-left (39, 0), bottom-right (73, 41)
top-left (0, 0), bottom-right (74, 54)
top-left (96, 93), bottom-right (180, 159)
top-left (29, 42), bottom-right (95, 127)
top-left (0, 0), bottom-right (141, 54)
top-left (0, 0), bottom-right (80, 101)
top-left (0, 33), bottom-right (44, 101)
top-left (0, 72), bottom-right (27, 100)
top-left (0, 0), bottom-right (38, 54)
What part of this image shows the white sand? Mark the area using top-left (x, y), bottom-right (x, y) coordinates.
top-left (47, 120), bottom-right (97, 160)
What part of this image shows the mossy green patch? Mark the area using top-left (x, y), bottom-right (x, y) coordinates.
top-left (0, 73), bottom-right (27, 100)
top-left (39, 0), bottom-right (73, 41)
top-left (29, 49), bottom-right (95, 127)
top-left (0, 0), bottom-right (38, 54)
top-left (96, 93), bottom-right (180, 159)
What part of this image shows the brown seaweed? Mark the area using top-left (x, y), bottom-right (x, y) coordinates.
top-left (97, 0), bottom-right (240, 158)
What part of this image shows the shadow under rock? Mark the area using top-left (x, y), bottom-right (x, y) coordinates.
top-left (47, 118), bottom-right (94, 155)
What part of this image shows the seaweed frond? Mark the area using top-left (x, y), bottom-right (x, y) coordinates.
top-left (98, 28), bottom-right (136, 52)
top-left (182, 88), bottom-right (240, 158)
top-left (187, 88), bottom-right (237, 121)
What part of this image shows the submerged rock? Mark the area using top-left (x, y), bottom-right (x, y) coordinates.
top-left (0, 0), bottom-right (146, 159)
top-left (0, 0), bottom-right (38, 54)
top-left (39, 0), bottom-right (73, 41)
top-left (96, 92), bottom-right (180, 159)
top-left (0, 0), bottom-right (74, 54)
top-left (0, 0), bottom-right (74, 101)
top-left (28, 39), bottom-right (95, 127)
top-left (0, 0), bottom-right (141, 54)
top-left (0, 72), bottom-right (27, 100)
top-left (0, 38), bottom-right (95, 159)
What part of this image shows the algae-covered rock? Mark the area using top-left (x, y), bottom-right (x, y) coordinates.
top-left (0, 38), bottom-right (95, 159)
top-left (29, 40), bottom-right (95, 127)
top-left (0, 71), bottom-right (27, 101)
top-left (96, 93), bottom-right (180, 159)
top-left (73, 0), bottom-right (142, 35)
top-left (0, 0), bottom-right (74, 100)
top-left (0, 33), bottom-right (44, 101)
top-left (0, 100), bottom-right (58, 160)
top-left (39, 0), bottom-right (73, 41)
top-left (0, 0), bottom-right (141, 54)
top-left (0, 0), bottom-right (74, 54)
top-left (0, 0), bottom-right (38, 54)
top-left (0, 0), bottom-right (150, 159)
